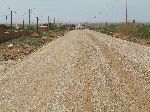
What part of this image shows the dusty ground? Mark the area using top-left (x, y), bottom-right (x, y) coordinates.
top-left (0, 30), bottom-right (150, 112)
top-left (0, 30), bottom-right (66, 62)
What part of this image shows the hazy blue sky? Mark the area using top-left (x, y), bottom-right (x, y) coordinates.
top-left (0, 0), bottom-right (150, 24)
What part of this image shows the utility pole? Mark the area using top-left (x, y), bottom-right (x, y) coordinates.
top-left (3, 15), bottom-right (9, 25)
top-left (23, 19), bottom-right (25, 35)
top-left (29, 9), bottom-right (31, 34)
top-left (126, 0), bottom-right (128, 23)
top-left (48, 16), bottom-right (50, 32)
top-left (54, 18), bottom-right (56, 30)
top-left (10, 11), bottom-right (12, 33)
top-left (5, 16), bottom-right (8, 25)
top-left (54, 18), bottom-right (55, 24)
top-left (36, 17), bottom-right (39, 32)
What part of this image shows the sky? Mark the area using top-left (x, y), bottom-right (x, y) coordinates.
top-left (0, 0), bottom-right (150, 24)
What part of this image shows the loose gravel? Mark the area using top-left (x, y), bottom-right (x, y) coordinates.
top-left (0, 30), bottom-right (150, 112)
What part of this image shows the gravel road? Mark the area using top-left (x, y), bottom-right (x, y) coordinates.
top-left (0, 30), bottom-right (150, 112)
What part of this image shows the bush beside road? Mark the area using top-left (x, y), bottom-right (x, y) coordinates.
top-left (93, 23), bottom-right (150, 46)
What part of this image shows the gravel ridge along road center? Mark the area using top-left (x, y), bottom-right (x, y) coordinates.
top-left (0, 30), bottom-right (150, 112)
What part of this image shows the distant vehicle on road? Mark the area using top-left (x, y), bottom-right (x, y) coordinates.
top-left (76, 24), bottom-right (85, 30)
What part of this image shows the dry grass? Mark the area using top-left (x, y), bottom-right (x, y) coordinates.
top-left (117, 22), bottom-right (137, 36)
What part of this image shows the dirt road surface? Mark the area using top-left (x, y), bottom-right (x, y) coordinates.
top-left (0, 30), bottom-right (150, 112)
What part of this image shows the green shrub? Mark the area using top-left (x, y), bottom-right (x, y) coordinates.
top-left (1, 36), bottom-right (47, 48)
top-left (146, 41), bottom-right (150, 44)
top-left (42, 32), bottom-right (49, 37)
top-left (99, 25), bottom-right (117, 36)
top-left (136, 24), bottom-right (150, 39)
